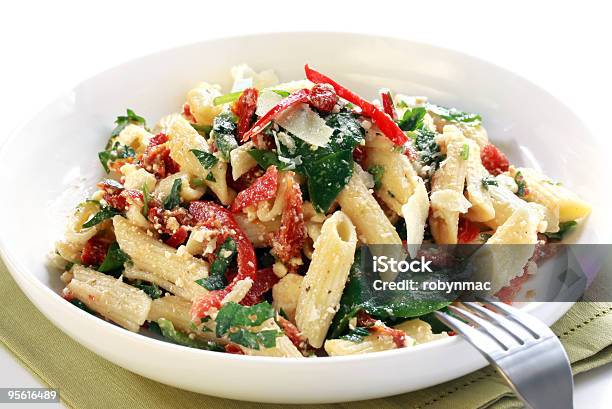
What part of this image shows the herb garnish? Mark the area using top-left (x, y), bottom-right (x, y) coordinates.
top-left (163, 179), bottom-right (182, 210)
top-left (368, 165), bottom-right (385, 190)
top-left (98, 242), bottom-right (130, 277)
top-left (195, 237), bottom-right (237, 290)
top-left (82, 206), bottom-right (121, 229)
top-left (215, 302), bottom-right (282, 350)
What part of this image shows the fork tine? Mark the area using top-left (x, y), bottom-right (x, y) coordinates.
top-left (448, 305), bottom-right (515, 350)
top-left (434, 311), bottom-right (505, 356)
top-left (462, 302), bottom-right (533, 343)
top-left (478, 297), bottom-right (550, 339)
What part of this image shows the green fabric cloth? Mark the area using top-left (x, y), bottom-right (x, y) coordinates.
top-left (1, 260), bottom-right (611, 409)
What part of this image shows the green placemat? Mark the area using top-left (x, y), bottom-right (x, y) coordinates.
top-left (1, 260), bottom-right (611, 409)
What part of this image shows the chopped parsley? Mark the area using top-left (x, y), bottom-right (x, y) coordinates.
top-left (98, 242), bottom-right (130, 277)
top-left (213, 91), bottom-right (243, 106)
top-left (163, 179), bottom-right (182, 210)
top-left (133, 281), bottom-right (162, 299)
top-left (514, 171), bottom-right (528, 198)
top-left (413, 128), bottom-right (445, 172)
top-left (195, 237), bottom-right (237, 290)
top-left (397, 107), bottom-right (426, 131)
top-left (481, 176), bottom-right (498, 190)
top-left (191, 123), bottom-right (212, 137)
top-left (70, 299), bottom-right (94, 314)
top-left (426, 104), bottom-right (481, 125)
top-left (156, 318), bottom-right (223, 351)
top-left (142, 182), bottom-right (150, 217)
top-left (544, 221), bottom-right (578, 241)
top-left (205, 172), bottom-right (216, 182)
top-left (340, 327), bottom-right (371, 343)
top-left (211, 112), bottom-right (238, 161)
top-left (191, 149), bottom-right (219, 169)
top-left (248, 149), bottom-right (290, 170)
top-left (82, 206), bottom-right (121, 229)
top-left (368, 165), bottom-right (385, 190)
top-left (460, 143), bottom-right (470, 160)
top-left (98, 142), bottom-right (136, 173)
top-left (110, 109), bottom-right (146, 139)
top-left (271, 90), bottom-right (291, 98)
top-left (215, 302), bottom-right (282, 350)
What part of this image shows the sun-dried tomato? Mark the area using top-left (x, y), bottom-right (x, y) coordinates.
top-left (369, 325), bottom-right (406, 348)
top-left (271, 176), bottom-right (306, 268)
top-left (189, 201), bottom-right (257, 321)
top-left (232, 87), bottom-right (259, 138)
top-left (308, 83), bottom-right (338, 113)
top-left (277, 315), bottom-right (304, 349)
top-left (81, 236), bottom-right (110, 266)
top-left (182, 104), bottom-right (197, 123)
top-left (480, 144), bottom-right (509, 176)
top-left (230, 165), bottom-right (278, 213)
top-left (352, 145), bottom-right (367, 165)
top-left (457, 217), bottom-right (480, 244)
top-left (224, 343), bottom-right (245, 355)
top-left (164, 226), bottom-right (189, 248)
top-left (239, 267), bottom-right (280, 307)
top-left (142, 133), bottom-right (180, 179)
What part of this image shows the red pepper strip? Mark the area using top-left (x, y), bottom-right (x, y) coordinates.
top-left (188, 201), bottom-right (257, 320)
top-left (239, 267), bottom-right (280, 306)
top-left (380, 90), bottom-right (397, 120)
top-left (304, 64), bottom-right (408, 145)
top-left (241, 89), bottom-right (311, 142)
top-left (230, 165), bottom-right (279, 213)
top-left (164, 226), bottom-right (189, 248)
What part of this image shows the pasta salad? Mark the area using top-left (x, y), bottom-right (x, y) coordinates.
top-left (52, 64), bottom-right (591, 357)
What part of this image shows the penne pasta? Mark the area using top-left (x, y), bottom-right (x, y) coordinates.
top-left (67, 265), bottom-right (152, 332)
top-left (113, 216), bottom-right (209, 301)
top-left (295, 211), bottom-right (357, 348)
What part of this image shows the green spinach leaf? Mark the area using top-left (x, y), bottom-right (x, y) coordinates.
top-left (156, 318), bottom-right (223, 351)
top-left (211, 112), bottom-right (238, 161)
top-left (544, 221), bottom-right (578, 241)
top-left (195, 237), bottom-right (237, 291)
top-left (191, 149), bottom-right (219, 169)
top-left (82, 206), bottom-right (121, 229)
top-left (98, 242), bottom-right (130, 276)
top-left (163, 179), bottom-right (182, 210)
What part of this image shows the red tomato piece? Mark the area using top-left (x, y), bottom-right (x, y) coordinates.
top-left (457, 218), bottom-right (480, 244)
top-left (276, 315), bottom-right (304, 349)
top-left (271, 176), bottom-right (306, 268)
top-left (369, 325), bottom-right (407, 349)
top-left (142, 134), bottom-right (180, 179)
top-left (232, 87), bottom-right (259, 138)
top-left (308, 83), bottom-right (338, 113)
top-left (230, 165), bottom-right (279, 213)
top-left (224, 343), bottom-right (245, 355)
top-left (189, 201), bottom-right (258, 320)
top-left (182, 104), bottom-right (197, 123)
top-left (352, 145), bottom-right (367, 165)
top-left (190, 289), bottom-right (227, 322)
top-left (81, 236), bottom-right (110, 266)
top-left (480, 144), bottom-right (510, 176)
top-left (239, 267), bottom-right (280, 306)
top-left (164, 226), bottom-right (189, 248)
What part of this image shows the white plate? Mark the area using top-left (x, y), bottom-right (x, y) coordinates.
top-left (0, 32), bottom-right (608, 404)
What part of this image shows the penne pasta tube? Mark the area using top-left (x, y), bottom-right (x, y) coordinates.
top-left (337, 164), bottom-right (402, 246)
top-left (295, 211), bottom-right (357, 348)
top-left (113, 216), bottom-right (209, 301)
top-left (67, 265), bottom-right (152, 332)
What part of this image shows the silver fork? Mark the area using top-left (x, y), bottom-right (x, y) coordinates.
top-left (434, 300), bottom-right (573, 409)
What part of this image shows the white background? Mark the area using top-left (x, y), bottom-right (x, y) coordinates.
top-left (0, 0), bottom-right (611, 408)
